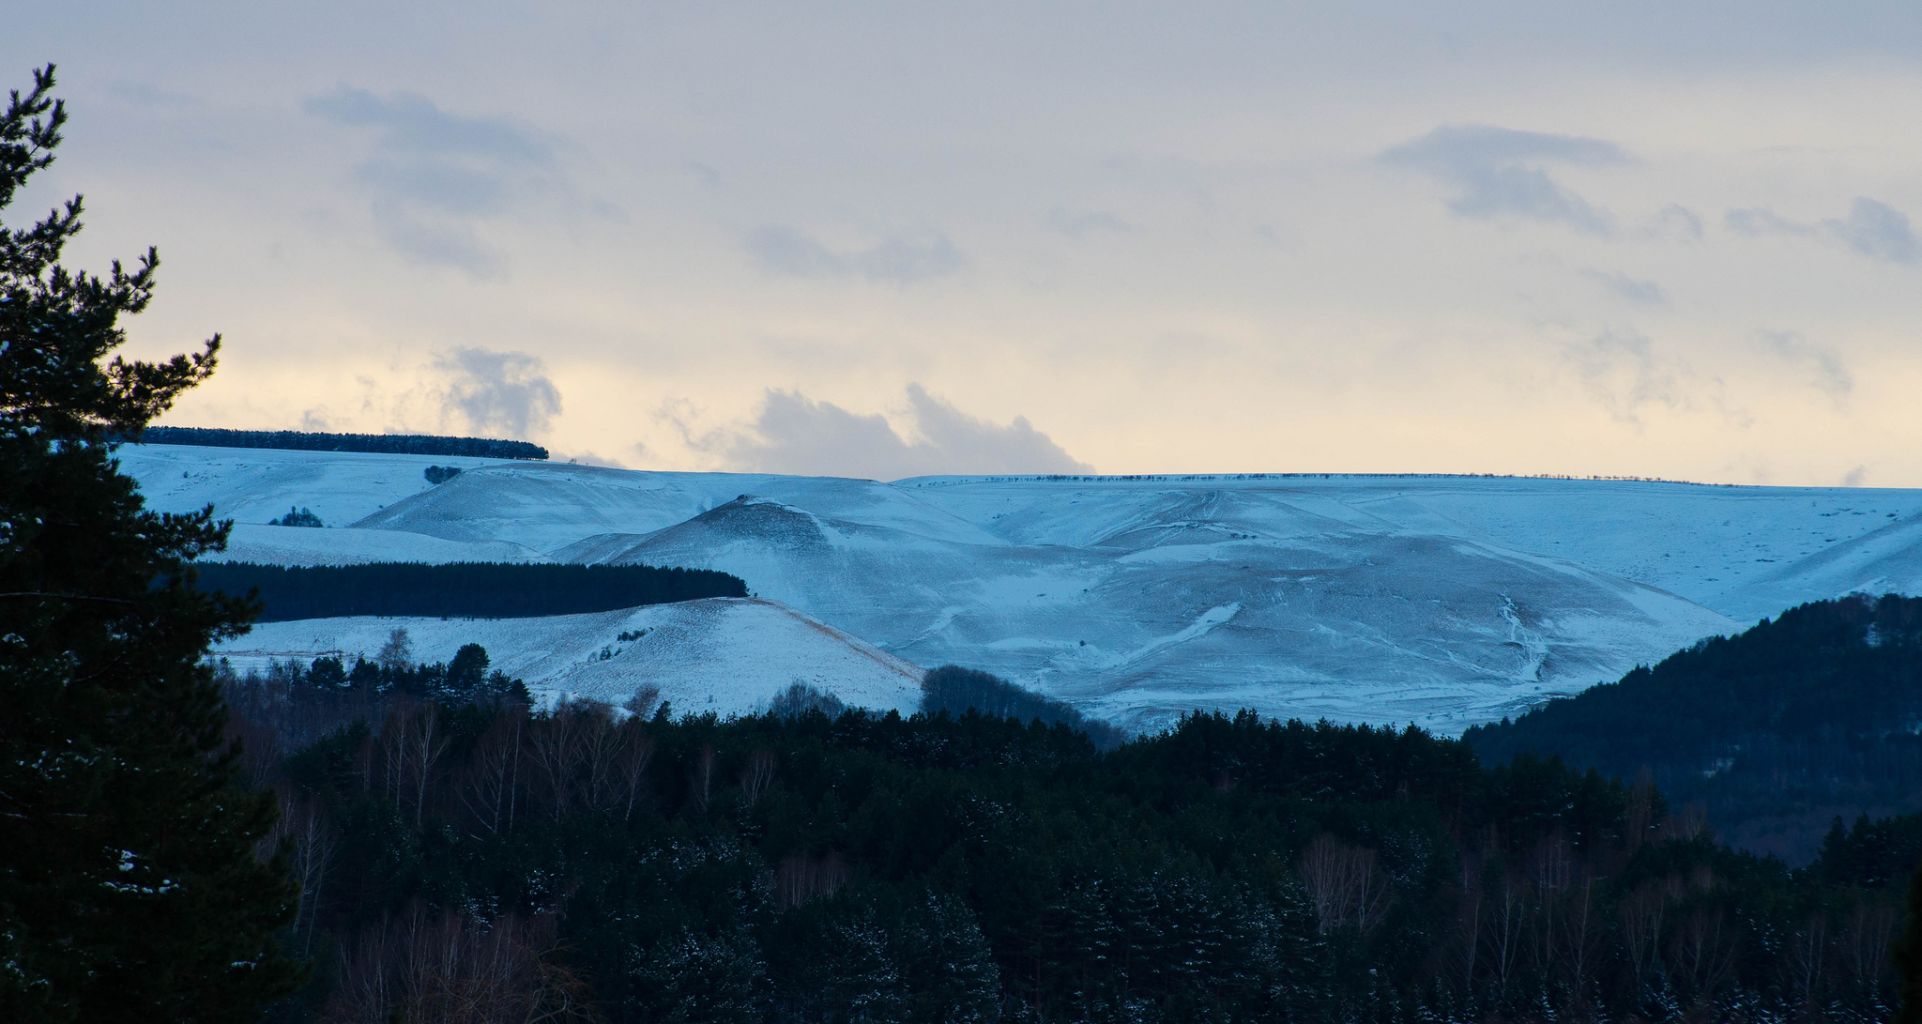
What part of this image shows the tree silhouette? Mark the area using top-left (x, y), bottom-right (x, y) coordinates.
top-left (0, 65), bottom-right (299, 1021)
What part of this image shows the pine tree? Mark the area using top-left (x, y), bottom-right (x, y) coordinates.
top-left (0, 65), bottom-right (299, 1021)
top-left (1897, 858), bottom-right (1922, 1024)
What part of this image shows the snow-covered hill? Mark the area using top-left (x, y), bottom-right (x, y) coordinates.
top-left (120, 446), bottom-right (1922, 731)
top-left (214, 597), bottom-right (924, 717)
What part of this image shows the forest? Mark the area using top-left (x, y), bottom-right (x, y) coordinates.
top-left (223, 653), bottom-right (1920, 1023)
top-left (1467, 594), bottom-right (1922, 862)
top-left (133, 425), bottom-right (550, 460)
top-left (194, 561), bottom-right (749, 621)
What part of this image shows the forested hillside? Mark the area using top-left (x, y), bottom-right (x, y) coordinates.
top-left (1466, 594), bottom-right (1922, 861)
top-left (136, 426), bottom-right (548, 460)
top-left (196, 562), bottom-right (747, 621)
top-left (228, 657), bottom-right (1915, 1023)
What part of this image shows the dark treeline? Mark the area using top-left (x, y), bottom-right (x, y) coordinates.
top-left (227, 658), bottom-right (1918, 1023)
top-left (195, 561), bottom-right (748, 621)
top-left (922, 664), bottom-right (1129, 749)
top-left (132, 425), bottom-right (549, 460)
top-left (1467, 594), bottom-right (1922, 862)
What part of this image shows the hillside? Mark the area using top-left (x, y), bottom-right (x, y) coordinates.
top-left (120, 445), bottom-right (1922, 730)
top-left (214, 596), bottom-right (925, 716)
top-left (1465, 594), bottom-right (1922, 861)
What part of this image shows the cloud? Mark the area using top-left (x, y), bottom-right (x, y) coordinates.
top-left (1583, 269), bottom-right (1667, 306)
top-left (1648, 203), bottom-right (1705, 241)
top-left (1725, 197), bottom-right (1919, 265)
top-left (378, 215), bottom-right (501, 278)
top-left (744, 225), bottom-right (967, 284)
top-left (1840, 465), bottom-right (1868, 488)
top-left (1049, 208), bottom-right (1134, 239)
top-left (1828, 198), bottom-right (1920, 263)
top-left (1562, 329), bottom-right (1685, 425)
top-left (305, 86), bottom-right (558, 276)
top-left (1380, 124), bottom-right (1629, 234)
top-left (1756, 330), bottom-right (1852, 403)
top-left (434, 348), bottom-right (562, 438)
top-left (304, 87), bottom-right (550, 165)
top-left (685, 384), bottom-right (1090, 479)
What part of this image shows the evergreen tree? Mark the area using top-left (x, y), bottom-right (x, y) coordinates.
top-left (1898, 858), bottom-right (1922, 1024)
top-left (446, 642), bottom-right (489, 695)
top-left (0, 65), bottom-right (299, 1021)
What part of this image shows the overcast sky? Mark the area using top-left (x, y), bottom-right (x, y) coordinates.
top-left (10, 4), bottom-right (1922, 483)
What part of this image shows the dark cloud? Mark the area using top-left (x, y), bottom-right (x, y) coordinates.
top-left (694, 385), bottom-right (1089, 479)
top-left (1583, 269), bottom-right (1667, 306)
top-left (1756, 330), bottom-right (1852, 403)
top-left (744, 225), bottom-right (966, 285)
top-left (304, 86), bottom-right (557, 276)
top-left (1380, 124), bottom-right (1628, 234)
top-left (1725, 197), bottom-right (1919, 264)
top-left (435, 348), bottom-right (562, 438)
top-left (1840, 465), bottom-right (1869, 488)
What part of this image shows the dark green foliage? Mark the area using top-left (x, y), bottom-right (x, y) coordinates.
top-left (267, 505), bottom-right (323, 527)
top-left (768, 681), bottom-right (848, 719)
top-left (1466, 594), bottom-right (1922, 861)
top-left (135, 425), bottom-right (549, 460)
top-left (0, 64), bottom-right (298, 1021)
top-left (921, 664), bottom-right (1129, 749)
top-left (422, 464), bottom-right (462, 484)
top-left (1898, 857), bottom-right (1922, 1024)
top-left (194, 560), bottom-right (748, 620)
top-left (1813, 813), bottom-right (1922, 889)
top-left (225, 681), bottom-right (1912, 1023)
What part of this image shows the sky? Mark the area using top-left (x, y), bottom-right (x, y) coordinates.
top-left (9, 3), bottom-right (1922, 484)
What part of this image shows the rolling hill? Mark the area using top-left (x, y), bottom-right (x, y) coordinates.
top-left (120, 445), bottom-right (1922, 730)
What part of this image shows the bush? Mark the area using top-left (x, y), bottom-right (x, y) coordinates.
top-left (268, 505), bottom-right (323, 527)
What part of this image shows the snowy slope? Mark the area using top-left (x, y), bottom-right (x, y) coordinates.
top-left (210, 524), bottom-right (539, 566)
top-left (122, 447), bottom-right (1922, 732)
top-left (352, 461), bottom-right (1004, 554)
top-left (214, 597), bottom-right (924, 716)
top-left (117, 444), bottom-right (513, 527)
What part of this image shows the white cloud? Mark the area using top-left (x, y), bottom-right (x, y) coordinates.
top-left (434, 348), bottom-right (562, 438)
top-left (687, 385), bottom-right (1090, 479)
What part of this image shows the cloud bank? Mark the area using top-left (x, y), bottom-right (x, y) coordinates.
top-left (691, 384), bottom-right (1090, 479)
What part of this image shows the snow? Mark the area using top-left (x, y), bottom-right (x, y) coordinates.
top-left (215, 598), bottom-right (924, 717)
top-left (124, 448), bottom-right (1922, 733)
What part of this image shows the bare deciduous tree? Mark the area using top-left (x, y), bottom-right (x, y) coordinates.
top-left (528, 705), bottom-right (586, 822)
top-left (1297, 833), bottom-right (1389, 935)
top-left (738, 749), bottom-right (776, 807)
